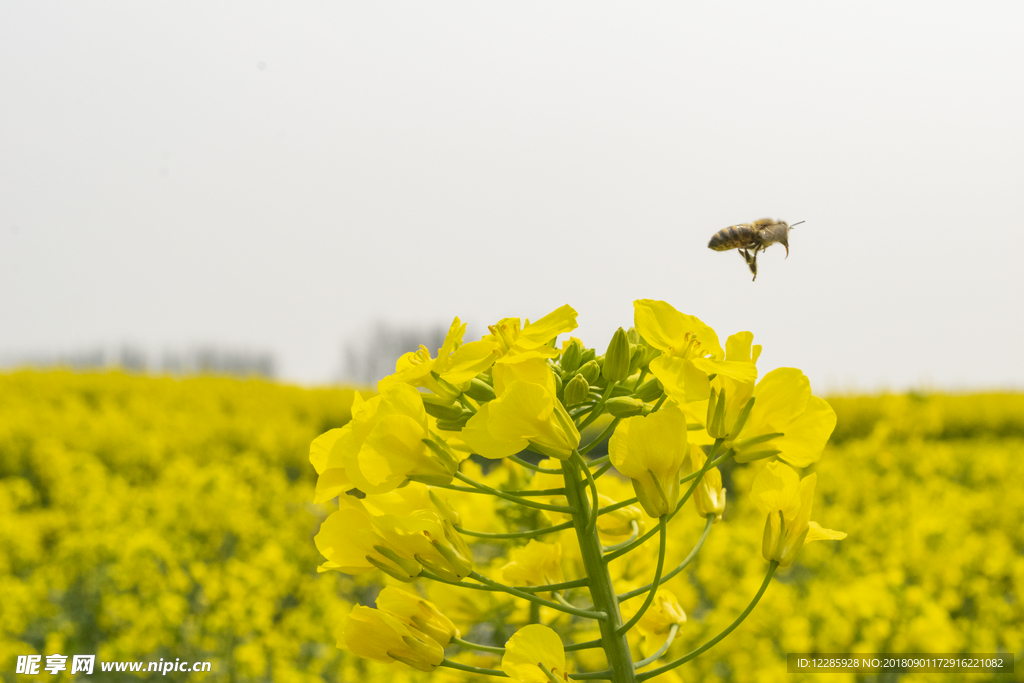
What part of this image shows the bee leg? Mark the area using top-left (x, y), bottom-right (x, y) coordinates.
top-left (748, 250), bottom-right (759, 281)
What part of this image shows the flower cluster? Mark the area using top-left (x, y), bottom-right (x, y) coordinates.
top-left (3, 371), bottom-right (1022, 683)
top-left (314, 300), bottom-right (845, 683)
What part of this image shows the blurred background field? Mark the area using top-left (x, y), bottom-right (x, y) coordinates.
top-left (1, 371), bottom-right (1021, 682)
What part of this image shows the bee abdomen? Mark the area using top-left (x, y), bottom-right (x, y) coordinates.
top-left (708, 224), bottom-right (756, 251)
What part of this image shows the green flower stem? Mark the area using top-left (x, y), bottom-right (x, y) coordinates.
top-left (601, 521), bottom-right (639, 554)
top-left (451, 472), bottom-right (575, 513)
top-left (618, 515), bottom-right (714, 602)
top-left (633, 624), bottom-right (678, 670)
top-left (571, 669), bottom-right (613, 680)
top-left (468, 571), bottom-right (608, 620)
top-left (562, 456), bottom-right (637, 683)
top-left (530, 600), bottom-right (541, 624)
top-left (634, 562), bottom-right (778, 682)
top-left (439, 659), bottom-right (508, 677)
top-left (564, 638), bottom-right (604, 652)
top-left (509, 454), bottom-right (563, 474)
top-left (573, 450), bottom-right (600, 533)
top-left (419, 571), bottom-right (589, 594)
top-left (434, 482), bottom-right (566, 498)
top-left (579, 418), bottom-right (620, 456)
top-left (577, 381), bottom-right (618, 431)
top-left (615, 518), bottom-right (667, 637)
top-left (450, 636), bottom-right (505, 654)
top-left (455, 520), bottom-right (574, 540)
top-left (539, 663), bottom-right (566, 683)
top-left (553, 592), bottom-right (576, 609)
top-left (604, 440), bottom-right (724, 563)
top-left (598, 497), bottom-right (639, 516)
top-left (587, 454), bottom-right (610, 467)
top-left (592, 462), bottom-right (614, 480)
top-left (650, 395), bottom-right (667, 412)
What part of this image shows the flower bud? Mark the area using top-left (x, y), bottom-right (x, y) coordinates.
top-left (577, 360), bottom-right (601, 385)
top-left (706, 387), bottom-right (728, 439)
top-left (560, 339), bottom-right (583, 374)
top-left (579, 347), bottom-right (597, 366)
top-left (634, 377), bottom-right (664, 403)
top-left (420, 394), bottom-right (464, 421)
top-left (603, 327), bottom-right (631, 382)
top-left (435, 409), bottom-right (474, 432)
top-left (605, 396), bottom-right (645, 418)
top-left (563, 373), bottom-right (590, 408)
top-left (628, 344), bottom-right (645, 375)
top-left (464, 377), bottom-right (496, 402)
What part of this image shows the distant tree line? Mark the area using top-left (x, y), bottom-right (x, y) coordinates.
top-left (1, 346), bottom-right (276, 378)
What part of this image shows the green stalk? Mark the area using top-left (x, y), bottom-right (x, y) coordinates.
top-left (468, 571), bottom-right (607, 620)
top-left (439, 659), bottom-right (507, 677)
top-left (615, 518), bottom-right (667, 636)
top-left (579, 418), bottom-right (620, 456)
top-left (618, 515), bottom-right (713, 602)
top-left (451, 636), bottom-right (505, 654)
top-left (562, 455), bottom-right (637, 683)
top-left (451, 472), bottom-right (574, 513)
top-left (577, 381), bottom-right (618, 430)
top-left (509, 454), bottom-right (563, 474)
top-left (455, 520), bottom-right (574, 540)
top-left (633, 623), bottom-right (678, 670)
top-left (634, 562), bottom-right (778, 681)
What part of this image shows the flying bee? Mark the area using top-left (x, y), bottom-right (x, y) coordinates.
top-left (707, 218), bottom-right (804, 281)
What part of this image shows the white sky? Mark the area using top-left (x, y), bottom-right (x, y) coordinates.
top-left (2, 2), bottom-right (1022, 391)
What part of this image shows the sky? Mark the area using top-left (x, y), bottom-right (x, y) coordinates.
top-left (2, 2), bottom-right (1022, 392)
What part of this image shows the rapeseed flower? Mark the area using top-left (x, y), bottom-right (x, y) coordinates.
top-left (339, 384), bottom-right (458, 494)
top-left (378, 316), bottom-right (500, 399)
top-left (343, 605), bottom-right (444, 671)
top-left (463, 361), bottom-right (580, 460)
top-left (608, 405), bottom-right (689, 517)
top-left (750, 461), bottom-right (846, 567)
top-left (502, 540), bottom-right (565, 591)
top-left (502, 624), bottom-right (572, 682)
top-left (374, 586), bottom-right (460, 647)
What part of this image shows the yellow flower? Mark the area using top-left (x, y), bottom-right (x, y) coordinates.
top-left (608, 405), bottom-right (689, 517)
top-left (373, 510), bottom-right (475, 582)
top-left (375, 586), bottom-right (460, 647)
top-left (636, 589), bottom-right (687, 637)
top-left (339, 383), bottom-right (458, 494)
top-left (684, 447), bottom-right (726, 521)
top-left (314, 508), bottom-right (421, 579)
top-left (731, 368), bottom-right (837, 467)
top-left (343, 605), bottom-right (444, 671)
top-left (634, 299), bottom-right (757, 383)
top-left (378, 316), bottom-right (501, 398)
top-left (309, 423), bottom-right (353, 504)
top-left (486, 305), bottom-right (579, 363)
top-left (502, 624), bottom-right (572, 682)
top-left (750, 461), bottom-right (846, 567)
top-left (502, 540), bottom-right (565, 589)
top-left (463, 363), bottom-right (580, 460)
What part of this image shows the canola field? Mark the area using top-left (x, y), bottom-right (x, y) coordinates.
top-left (1, 371), bottom-right (1022, 682)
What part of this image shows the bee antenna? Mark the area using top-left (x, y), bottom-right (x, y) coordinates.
top-left (790, 220), bottom-right (805, 228)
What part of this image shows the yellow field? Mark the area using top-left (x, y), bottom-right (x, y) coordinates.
top-left (1, 372), bottom-right (1021, 682)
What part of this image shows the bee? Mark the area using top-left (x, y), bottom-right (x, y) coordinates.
top-left (708, 218), bottom-right (804, 281)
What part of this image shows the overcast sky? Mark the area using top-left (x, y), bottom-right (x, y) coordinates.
top-left (2, 2), bottom-right (1022, 392)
